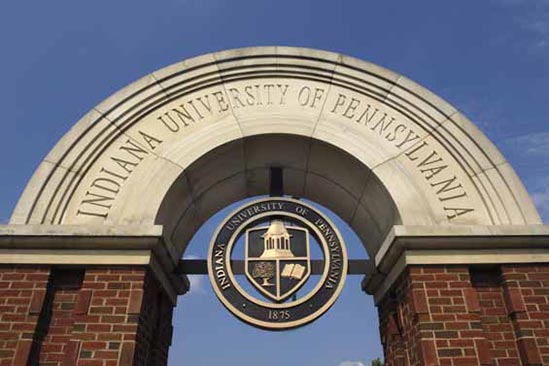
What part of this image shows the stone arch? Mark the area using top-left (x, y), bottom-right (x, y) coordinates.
top-left (2, 47), bottom-right (547, 366)
top-left (10, 47), bottom-right (541, 249)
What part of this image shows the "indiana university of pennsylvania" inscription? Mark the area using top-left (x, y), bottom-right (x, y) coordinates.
top-left (76, 82), bottom-right (475, 221)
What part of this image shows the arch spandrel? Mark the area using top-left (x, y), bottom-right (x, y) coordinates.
top-left (11, 47), bottom-right (542, 259)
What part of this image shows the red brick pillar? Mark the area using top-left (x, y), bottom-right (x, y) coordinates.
top-left (37, 268), bottom-right (84, 365)
top-left (501, 264), bottom-right (549, 366)
top-left (0, 265), bottom-right (176, 366)
top-left (472, 267), bottom-right (522, 365)
top-left (380, 264), bottom-right (549, 366)
top-left (0, 266), bottom-right (50, 366)
top-left (130, 268), bottom-right (174, 366)
top-left (378, 295), bottom-right (407, 366)
top-left (379, 265), bottom-right (496, 366)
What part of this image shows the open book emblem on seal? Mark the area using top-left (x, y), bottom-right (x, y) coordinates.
top-left (245, 220), bottom-right (311, 302)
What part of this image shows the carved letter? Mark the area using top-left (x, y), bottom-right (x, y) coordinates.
top-left (111, 156), bottom-right (138, 174)
top-left (395, 129), bottom-right (420, 149)
top-left (330, 93), bottom-right (346, 113)
top-left (385, 124), bottom-right (407, 142)
top-left (172, 105), bottom-right (194, 126)
top-left (343, 98), bottom-right (361, 119)
top-left (157, 114), bottom-right (179, 133)
top-left (355, 104), bottom-right (379, 126)
top-left (420, 165), bottom-right (448, 180)
top-left (277, 84), bottom-right (289, 104)
top-left (187, 100), bottom-right (204, 119)
top-left (371, 114), bottom-right (395, 135)
top-left (119, 139), bottom-right (148, 161)
top-left (76, 209), bottom-right (108, 219)
top-left (244, 86), bottom-right (255, 105)
top-left (80, 191), bottom-right (114, 210)
top-left (310, 88), bottom-right (324, 108)
top-left (228, 88), bottom-right (246, 108)
top-left (405, 141), bottom-right (428, 161)
top-left (430, 176), bottom-right (463, 195)
top-left (444, 207), bottom-right (474, 219)
top-left (138, 131), bottom-right (163, 150)
top-left (196, 95), bottom-right (213, 114)
top-left (212, 91), bottom-right (230, 112)
top-left (417, 151), bottom-right (443, 168)
top-left (264, 84), bottom-right (275, 105)
top-left (298, 86), bottom-right (311, 106)
top-left (91, 177), bottom-right (120, 194)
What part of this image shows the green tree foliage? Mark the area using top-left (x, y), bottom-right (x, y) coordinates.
top-left (371, 358), bottom-right (384, 366)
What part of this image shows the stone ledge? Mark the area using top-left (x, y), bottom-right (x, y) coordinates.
top-left (0, 224), bottom-right (163, 238)
top-left (0, 224), bottom-right (178, 266)
top-left (0, 224), bottom-right (188, 303)
top-left (363, 224), bottom-right (549, 302)
top-left (375, 225), bottom-right (549, 271)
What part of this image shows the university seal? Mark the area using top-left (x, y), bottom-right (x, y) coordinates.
top-left (207, 197), bottom-right (348, 330)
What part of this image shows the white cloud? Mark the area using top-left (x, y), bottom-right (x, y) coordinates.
top-left (187, 274), bottom-right (205, 295)
top-left (501, 132), bottom-right (549, 222)
top-left (503, 132), bottom-right (549, 157)
top-left (338, 361), bottom-right (365, 366)
top-left (496, 0), bottom-right (549, 49)
top-left (532, 176), bottom-right (549, 223)
top-left (533, 185), bottom-right (549, 211)
top-left (517, 14), bottom-right (549, 49)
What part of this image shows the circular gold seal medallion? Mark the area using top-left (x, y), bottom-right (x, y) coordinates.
top-left (207, 197), bottom-right (347, 330)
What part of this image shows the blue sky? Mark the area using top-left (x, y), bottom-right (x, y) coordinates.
top-left (1, 1), bottom-right (548, 365)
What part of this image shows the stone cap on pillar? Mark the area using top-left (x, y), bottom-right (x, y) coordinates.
top-left (363, 224), bottom-right (549, 303)
top-left (0, 224), bottom-right (188, 303)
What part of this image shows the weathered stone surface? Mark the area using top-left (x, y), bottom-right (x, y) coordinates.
top-left (10, 47), bottom-right (542, 262)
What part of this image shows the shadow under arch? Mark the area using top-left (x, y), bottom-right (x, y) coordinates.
top-left (156, 133), bottom-right (400, 259)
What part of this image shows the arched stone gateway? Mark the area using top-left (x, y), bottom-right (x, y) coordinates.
top-left (1, 47), bottom-right (547, 365)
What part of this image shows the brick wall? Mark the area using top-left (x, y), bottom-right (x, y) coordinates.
top-left (37, 268), bottom-right (84, 365)
top-left (73, 267), bottom-right (150, 366)
top-left (378, 294), bottom-right (408, 366)
top-left (472, 267), bottom-right (521, 365)
top-left (3, 263), bottom-right (546, 365)
top-left (0, 265), bottom-right (175, 366)
top-left (379, 265), bottom-right (489, 366)
top-left (501, 265), bottom-right (549, 366)
top-left (379, 264), bottom-right (549, 366)
top-left (132, 269), bottom-right (173, 366)
top-left (0, 266), bottom-right (50, 366)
